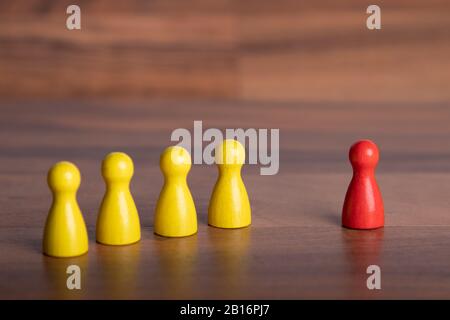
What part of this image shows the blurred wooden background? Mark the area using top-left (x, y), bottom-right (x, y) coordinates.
top-left (0, 0), bottom-right (449, 102)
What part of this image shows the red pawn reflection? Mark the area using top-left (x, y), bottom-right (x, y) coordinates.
top-left (342, 140), bottom-right (384, 229)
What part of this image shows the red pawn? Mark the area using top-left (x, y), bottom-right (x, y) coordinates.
top-left (342, 140), bottom-right (384, 229)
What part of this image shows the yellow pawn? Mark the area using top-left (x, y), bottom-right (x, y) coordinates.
top-left (96, 152), bottom-right (141, 245)
top-left (154, 146), bottom-right (197, 237)
top-left (208, 139), bottom-right (251, 228)
top-left (43, 161), bottom-right (88, 258)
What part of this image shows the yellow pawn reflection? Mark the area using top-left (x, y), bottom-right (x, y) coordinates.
top-left (208, 139), bottom-right (251, 229)
top-left (154, 146), bottom-right (197, 237)
top-left (96, 152), bottom-right (141, 245)
top-left (43, 161), bottom-right (88, 258)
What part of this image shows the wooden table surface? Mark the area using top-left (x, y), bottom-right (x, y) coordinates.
top-left (1, 100), bottom-right (450, 299)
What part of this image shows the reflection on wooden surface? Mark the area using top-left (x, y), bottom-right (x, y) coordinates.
top-left (95, 241), bottom-right (142, 299)
top-left (207, 227), bottom-right (251, 298)
top-left (341, 228), bottom-right (384, 298)
top-left (42, 253), bottom-right (88, 299)
top-left (154, 235), bottom-right (198, 299)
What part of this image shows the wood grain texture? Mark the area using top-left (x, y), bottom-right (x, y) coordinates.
top-left (0, 0), bottom-right (449, 101)
top-left (1, 0), bottom-right (449, 301)
top-left (0, 100), bottom-right (450, 299)
top-left (0, 0), bottom-right (238, 99)
top-left (3, 225), bottom-right (450, 299)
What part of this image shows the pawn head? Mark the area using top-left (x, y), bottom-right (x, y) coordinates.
top-left (215, 139), bottom-right (246, 166)
top-left (349, 140), bottom-right (379, 169)
top-left (160, 146), bottom-right (191, 176)
top-left (48, 161), bottom-right (81, 192)
top-left (102, 152), bottom-right (134, 182)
